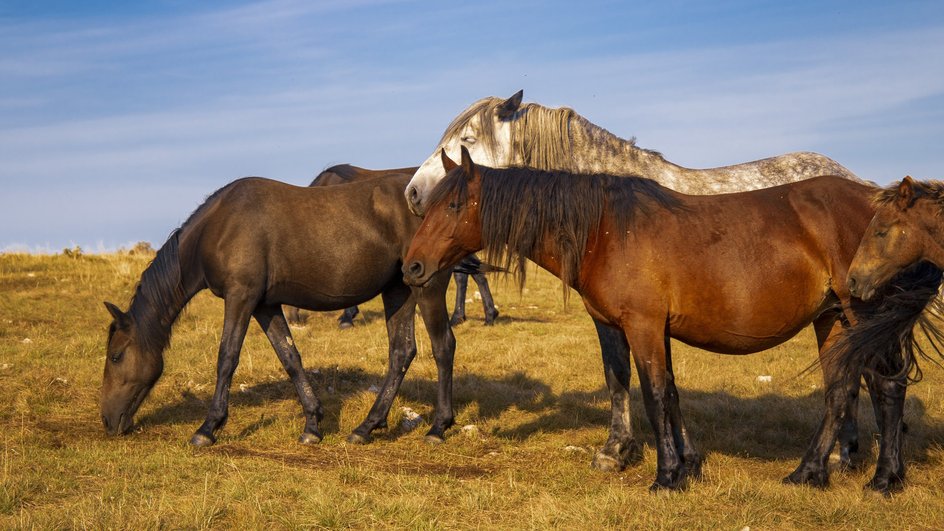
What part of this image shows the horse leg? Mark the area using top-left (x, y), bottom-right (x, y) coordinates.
top-left (284, 305), bottom-right (304, 325)
top-left (813, 313), bottom-right (860, 469)
top-left (338, 306), bottom-right (359, 329)
top-left (785, 319), bottom-right (857, 487)
top-left (449, 271), bottom-right (469, 326)
top-left (625, 319), bottom-right (687, 490)
top-left (663, 336), bottom-right (702, 478)
top-left (590, 321), bottom-right (639, 472)
top-left (864, 363), bottom-right (907, 494)
top-left (416, 270), bottom-right (457, 442)
top-left (191, 293), bottom-right (256, 446)
top-left (348, 282), bottom-right (418, 443)
top-left (253, 304), bottom-right (324, 444)
top-left (471, 271), bottom-right (499, 325)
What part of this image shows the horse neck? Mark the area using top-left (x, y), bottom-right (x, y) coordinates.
top-left (127, 233), bottom-right (203, 359)
top-left (566, 118), bottom-right (859, 194)
top-left (564, 121), bottom-right (713, 190)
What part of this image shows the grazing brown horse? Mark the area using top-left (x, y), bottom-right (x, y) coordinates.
top-left (297, 164), bottom-right (498, 328)
top-left (102, 174), bottom-right (458, 447)
top-left (402, 147), bottom-right (940, 492)
top-left (848, 176), bottom-right (944, 300)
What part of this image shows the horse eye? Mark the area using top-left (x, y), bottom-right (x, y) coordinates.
top-left (448, 201), bottom-right (463, 212)
top-left (110, 351), bottom-right (123, 363)
top-left (460, 136), bottom-right (476, 145)
top-left (875, 229), bottom-right (888, 238)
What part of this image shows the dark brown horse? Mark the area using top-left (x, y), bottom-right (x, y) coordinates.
top-left (849, 176), bottom-right (944, 300)
top-left (292, 164), bottom-right (498, 328)
top-left (402, 147), bottom-right (940, 492)
top-left (102, 174), bottom-right (457, 447)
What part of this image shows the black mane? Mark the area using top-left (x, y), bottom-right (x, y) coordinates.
top-left (430, 165), bottom-right (679, 295)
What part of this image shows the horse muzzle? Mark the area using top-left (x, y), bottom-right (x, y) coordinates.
top-left (402, 260), bottom-right (432, 287)
top-left (847, 274), bottom-right (876, 301)
top-left (101, 410), bottom-right (133, 436)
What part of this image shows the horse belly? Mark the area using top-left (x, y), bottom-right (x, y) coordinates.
top-left (265, 244), bottom-right (403, 311)
top-left (669, 284), bottom-right (829, 354)
top-left (667, 265), bottom-right (831, 355)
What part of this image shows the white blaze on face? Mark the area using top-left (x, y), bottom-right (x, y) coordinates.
top-left (406, 110), bottom-right (512, 215)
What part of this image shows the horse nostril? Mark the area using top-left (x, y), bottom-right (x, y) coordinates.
top-left (848, 276), bottom-right (858, 293)
top-left (102, 415), bottom-right (111, 431)
top-left (408, 261), bottom-right (424, 279)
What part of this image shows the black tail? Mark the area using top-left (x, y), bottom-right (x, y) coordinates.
top-left (829, 262), bottom-right (944, 387)
top-left (452, 254), bottom-right (508, 275)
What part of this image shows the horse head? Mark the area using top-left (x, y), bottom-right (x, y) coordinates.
top-left (406, 90), bottom-right (522, 215)
top-left (848, 177), bottom-right (937, 300)
top-left (101, 301), bottom-right (164, 435)
top-left (404, 146), bottom-right (485, 285)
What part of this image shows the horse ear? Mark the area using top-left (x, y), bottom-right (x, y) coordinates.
top-left (460, 145), bottom-right (477, 181)
top-left (440, 148), bottom-right (458, 171)
top-left (496, 89), bottom-right (524, 120)
top-left (895, 176), bottom-right (917, 210)
top-left (104, 301), bottom-right (130, 327)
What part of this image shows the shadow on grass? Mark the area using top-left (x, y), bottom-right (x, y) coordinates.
top-left (135, 363), bottom-right (944, 466)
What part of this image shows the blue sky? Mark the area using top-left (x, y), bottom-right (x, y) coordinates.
top-left (2, 0), bottom-right (943, 251)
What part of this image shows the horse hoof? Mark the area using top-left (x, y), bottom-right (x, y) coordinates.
top-left (591, 452), bottom-right (624, 473)
top-left (449, 316), bottom-right (466, 327)
top-left (424, 434), bottom-right (445, 445)
top-left (298, 432), bottom-right (322, 445)
top-left (865, 473), bottom-right (904, 496)
top-left (484, 311), bottom-right (499, 326)
top-left (190, 433), bottom-right (216, 447)
top-left (338, 321), bottom-right (354, 330)
top-left (685, 458), bottom-right (704, 479)
top-left (783, 468), bottom-right (828, 488)
top-left (347, 432), bottom-right (372, 445)
top-left (648, 479), bottom-right (683, 492)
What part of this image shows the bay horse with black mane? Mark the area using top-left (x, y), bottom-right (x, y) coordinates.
top-left (403, 147), bottom-right (940, 492)
top-left (849, 176), bottom-right (944, 301)
top-left (407, 89), bottom-right (869, 472)
top-left (291, 164), bottom-right (498, 328)
top-left (102, 174), bottom-right (457, 447)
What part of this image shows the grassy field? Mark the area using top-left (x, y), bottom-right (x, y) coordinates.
top-left (2, 251), bottom-right (944, 529)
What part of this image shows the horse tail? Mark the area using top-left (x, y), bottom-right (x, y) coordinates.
top-left (828, 262), bottom-right (944, 388)
top-left (453, 255), bottom-right (508, 275)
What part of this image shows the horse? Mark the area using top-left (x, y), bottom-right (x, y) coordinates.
top-left (401, 147), bottom-right (940, 493)
top-left (848, 176), bottom-right (944, 301)
top-left (404, 90), bottom-right (867, 473)
top-left (287, 164), bottom-right (498, 328)
top-left (102, 174), bottom-right (458, 447)
top-left (404, 89), bottom-right (861, 216)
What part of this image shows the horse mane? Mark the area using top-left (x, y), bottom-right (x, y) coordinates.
top-left (819, 262), bottom-right (944, 389)
top-left (440, 97), bottom-right (663, 173)
top-left (429, 165), bottom-right (679, 298)
top-left (123, 231), bottom-right (187, 355)
top-left (121, 182), bottom-right (234, 355)
top-left (875, 179), bottom-right (944, 213)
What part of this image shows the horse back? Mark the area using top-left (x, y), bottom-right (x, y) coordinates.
top-left (310, 165), bottom-right (419, 187)
top-left (582, 176), bottom-right (878, 352)
top-left (185, 176), bottom-right (419, 310)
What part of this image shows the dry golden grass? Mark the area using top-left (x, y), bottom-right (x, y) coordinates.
top-left (2, 252), bottom-right (944, 529)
